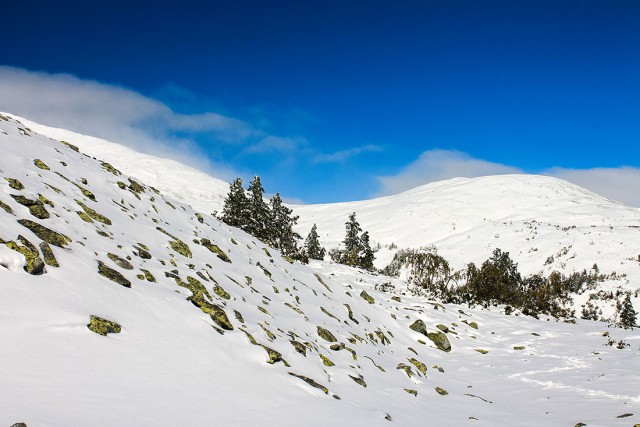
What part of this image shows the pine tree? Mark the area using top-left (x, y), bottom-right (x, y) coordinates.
top-left (341, 212), bottom-right (363, 266)
top-left (269, 193), bottom-right (301, 256)
top-left (618, 293), bottom-right (637, 329)
top-left (304, 224), bottom-right (326, 260)
top-left (359, 231), bottom-right (375, 271)
top-left (246, 176), bottom-right (271, 241)
top-left (221, 178), bottom-right (249, 229)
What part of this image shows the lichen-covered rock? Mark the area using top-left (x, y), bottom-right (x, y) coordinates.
top-left (77, 211), bottom-right (93, 223)
top-left (475, 348), bottom-right (489, 354)
top-left (87, 315), bottom-right (121, 336)
top-left (18, 219), bottom-right (71, 247)
top-left (409, 319), bottom-right (427, 335)
top-left (5, 237), bottom-right (46, 275)
top-left (396, 363), bottom-right (415, 378)
top-left (435, 387), bottom-right (449, 396)
top-left (128, 178), bottom-right (145, 194)
top-left (59, 140), bottom-right (79, 152)
top-left (343, 303), bottom-right (359, 324)
top-left (11, 195), bottom-right (50, 219)
top-left (101, 162), bottom-right (121, 176)
top-left (319, 353), bottom-right (335, 366)
top-left (360, 290), bottom-right (375, 304)
top-left (427, 331), bottom-right (451, 352)
top-left (76, 200), bottom-right (111, 225)
top-left (213, 284), bottom-right (231, 300)
top-left (107, 253), bottom-right (134, 270)
top-left (39, 242), bottom-right (59, 267)
top-left (201, 238), bottom-right (231, 263)
top-left (288, 372), bottom-right (329, 395)
top-left (317, 326), bottom-right (337, 342)
top-left (408, 357), bottom-right (428, 375)
top-left (33, 159), bottom-right (50, 170)
top-left (140, 269), bottom-right (156, 282)
top-left (349, 373), bottom-right (367, 387)
top-left (156, 227), bottom-right (192, 258)
top-left (5, 177), bottom-right (24, 190)
top-left (290, 340), bottom-right (307, 356)
top-left (436, 324), bottom-right (449, 333)
top-left (513, 345), bottom-right (525, 350)
top-left (404, 389), bottom-right (418, 396)
top-left (97, 261), bottom-right (131, 287)
top-left (0, 199), bottom-right (14, 214)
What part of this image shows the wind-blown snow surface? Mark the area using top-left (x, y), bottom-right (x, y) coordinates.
top-left (1, 112), bottom-right (639, 426)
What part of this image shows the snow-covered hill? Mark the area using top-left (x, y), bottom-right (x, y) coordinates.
top-left (1, 112), bottom-right (639, 426)
top-left (12, 112), bottom-right (640, 285)
top-left (7, 112), bottom-right (640, 320)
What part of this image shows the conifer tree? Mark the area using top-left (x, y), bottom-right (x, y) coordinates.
top-left (341, 212), bottom-right (363, 266)
top-left (304, 224), bottom-right (326, 260)
top-left (618, 293), bottom-right (637, 329)
top-left (246, 176), bottom-right (271, 241)
top-left (359, 231), bottom-right (375, 271)
top-left (269, 193), bottom-right (301, 256)
top-left (221, 178), bottom-right (249, 229)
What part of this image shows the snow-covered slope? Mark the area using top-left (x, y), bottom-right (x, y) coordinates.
top-left (13, 112), bottom-right (640, 283)
top-left (6, 112), bottom-right (230, 214)
top-left (1, 113), bottom-right (639, 426)
top-left (294, 175), bottom-right (640, 277)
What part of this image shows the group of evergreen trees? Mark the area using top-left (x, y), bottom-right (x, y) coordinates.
top-left (330, 212), bottom-right (375, 271)
top-left (220, 176), bottom-right (327, 261)
top-left (221, 177), bottom-right (301, 257)
top-left (221, 179), bottom-right (375, 270)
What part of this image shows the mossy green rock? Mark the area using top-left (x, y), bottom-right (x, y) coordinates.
top-left (39, 242), bottom-right (59, 267)
top-left (349, 374), bottom-right (367, 387)
top-left (107, 253), bottom-right (134, 270)
top-left (404, 389), bottom-right (418, 396)
top-left (319, 354), bottom-right (335, 366)
top-left (201, 238), bottom-right (231, 263)
top-left (128, 178), bottom-right (145, 193)
top-left (97, 261), bottom-right (131, 287)
top-left (157, 227), bottom-right (192, 258)
top-left (17, 219), bottom-right (71, 247)
top-left (360, 290), bottom-right (375, 304)
top-left (213, 284), bottom-right (231, 300)
top-left (409, 319), bottom-right (427, 335)
top-left (33, 159), bottom-right (50, 170)
top-left (408, 357), bottom-right (428, 375)
top-left (101, 162), bottom-right (121, 176)
top-left (5, 177), bottom-right (24, 190)
top-left (11, 195), bottom-right (49, 219)
top-left (427, 331), bottom-right (451, 352)
top-left (60, 140), bottom-right (80, 152)
top-left (87, 315), bottom-right (121, 336)
top-left (317, 326), bottom-right (338, 342)
top-left (288, 372), bottom-right (329, 395)
top-left (76, 200), bottom-right (111, 225)
top-left (435, 387), bottom-right (449, 396)
top-left (0, 199), bottom-right (14, 214)
top-left (5, 237), bottom-right (46, 275)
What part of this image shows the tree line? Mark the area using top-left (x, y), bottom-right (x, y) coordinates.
top-left (220, 176), bottom-right (375, 269)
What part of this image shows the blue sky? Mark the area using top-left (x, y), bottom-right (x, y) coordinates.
top-left (1, 1), bottom-right (640, 204)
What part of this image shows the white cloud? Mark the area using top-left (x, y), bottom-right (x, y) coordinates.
top-left (377, 149), bottom-right (521, 195)
top-left (545, 166), bottom-right (640, 207)
top-left (377, 149), bottom-right (640, 207)
top-left (312, 144), bottom-right (382, 163)
top-left (0, 66), bottom-right (260, 180)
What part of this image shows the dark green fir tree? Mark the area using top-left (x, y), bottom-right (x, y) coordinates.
top-left (304, 224), bottom-right (326, 260)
